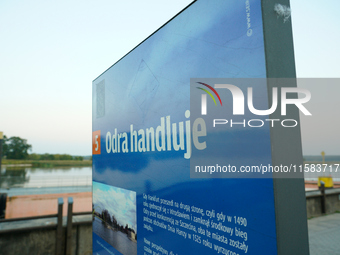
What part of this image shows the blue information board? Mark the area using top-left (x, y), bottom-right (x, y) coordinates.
top-left (92, 1), bottom-right (296, 254)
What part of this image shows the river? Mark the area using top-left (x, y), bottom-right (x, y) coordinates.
top-left (93, 216), bottom-right (137, 255)
top-left (0, 166), bottom-right (92, 196)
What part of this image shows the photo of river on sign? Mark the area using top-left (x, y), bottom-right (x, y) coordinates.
top-left (92, 182), bottom-right (137, 255)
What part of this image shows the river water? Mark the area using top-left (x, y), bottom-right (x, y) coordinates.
top-left (0, 166), bottom-right (92, 196)
top-left (93, 216), bottom-right (137, 255)
top-left (0, 166), bottom-right (92, 188)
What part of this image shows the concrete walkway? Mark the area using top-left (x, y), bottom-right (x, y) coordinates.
top-left (5, 192), bottom-right (92, 219)
top-left (308, 213), bottom-right (340, 255)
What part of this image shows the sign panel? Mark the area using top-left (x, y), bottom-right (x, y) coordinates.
top-left (92, 0), bottom-right (308, 254)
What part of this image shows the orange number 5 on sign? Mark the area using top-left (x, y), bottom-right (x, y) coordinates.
top-left (92, 130), bottom-right (101, 155)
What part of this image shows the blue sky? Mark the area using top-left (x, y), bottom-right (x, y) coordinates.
top-left (0, 0), bottom-right (339, 155)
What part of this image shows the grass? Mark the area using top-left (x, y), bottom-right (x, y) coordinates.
top-left (1, 159), bottom-right (92, 167)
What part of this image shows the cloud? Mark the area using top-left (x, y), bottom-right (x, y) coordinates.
top-left (93, 182), bottom-right (137, 232)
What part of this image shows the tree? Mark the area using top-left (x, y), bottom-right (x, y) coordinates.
top-left (28, 153), bottom-right (40, 160)
top-left (74, 156), bottom-right (83, 161)
top-left (3, 136), bottom-right (32, 159)
top-left (101, 209), bottom-right (112, 225)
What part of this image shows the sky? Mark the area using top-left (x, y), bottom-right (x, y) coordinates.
top-left (0, 0), bottom-right (339, 156)
top-left (93, 181), bottom-right (137, 232)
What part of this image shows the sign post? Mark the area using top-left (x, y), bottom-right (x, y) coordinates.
top-left (0, 132), bottom-right (3, 171)
top-left (321, 151), bottom-right (325, 164)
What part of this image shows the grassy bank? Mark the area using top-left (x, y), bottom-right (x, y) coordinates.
top-left (2, 159), bottom-right (92, 167)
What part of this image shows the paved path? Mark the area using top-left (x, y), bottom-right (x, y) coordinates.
top-left (308, 213), bottom-right (340, 255)
top-left (5, 192), bottom-right (92, 219)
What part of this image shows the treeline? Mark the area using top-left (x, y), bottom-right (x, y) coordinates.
top-left (28, 153), bottom-right (84, 161)
top-left (1, 134), bottom-right (88, 161)
top-left (94, 209), bottom-right (136, 239)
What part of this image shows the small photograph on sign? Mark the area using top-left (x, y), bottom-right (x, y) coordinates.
top-left (93, 182), bottom-right (137, 255)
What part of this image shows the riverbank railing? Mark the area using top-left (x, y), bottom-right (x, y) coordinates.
top-left (1, 175), bottom-right (92, 188)
top-left (0, 197), bottom-right (92, 255)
